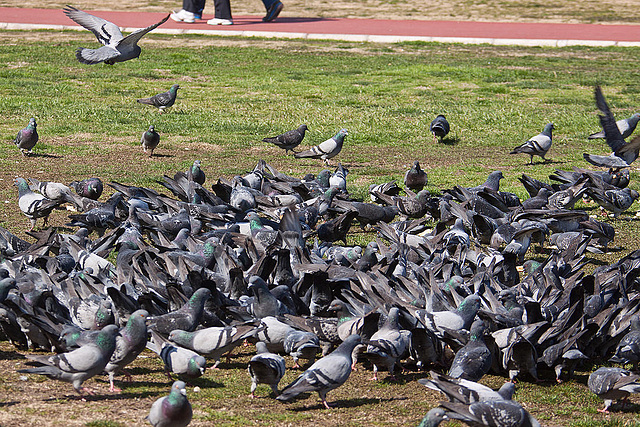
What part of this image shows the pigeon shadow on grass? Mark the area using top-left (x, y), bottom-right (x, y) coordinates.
top-left (440, 136), bottom-right (459, 146)
top-left (27, 153), bottom-right (62, 159)
top-left (287, 396), bottom-right (403, 411)
top-left (148, 153), bottom-right (173, 159)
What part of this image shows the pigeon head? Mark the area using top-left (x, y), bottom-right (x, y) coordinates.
top-left (468, 320), bottom-right (486, 341)
top-left (335, 129), bottom-right (349, 141)
top-left (497, 381), bottom-right (516, 400)
top-left (96, 324), bottom-right (120, 351)
top-left (187, 355), bottom-right (207, 377)
top-left (543, 122), bottom-right (554, 136)
top-left (188, 288), bottom-right (211, 309)
top-left (28, 118), bottom-right (37, 129)
top-left (14, 178), bottom-right (30, 195)
top-left (419, 408), bottom-right (447, 427)
top-left (316, 169), bottom-right (331, 187)
top-left (170, 84), bottom-right (180, 92)
top-left (171, 380), bottom-right (188, 396)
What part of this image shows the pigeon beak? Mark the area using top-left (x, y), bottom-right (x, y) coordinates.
top-left (180, 388), bottom-right (187, 396)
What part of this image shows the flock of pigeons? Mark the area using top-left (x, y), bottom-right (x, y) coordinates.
top-left (6, 6), bottom-right (640, 425)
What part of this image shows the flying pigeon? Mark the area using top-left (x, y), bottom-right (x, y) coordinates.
top-left (63, 5), bottom-right (169, 65)
top-left (430, 115), bottom-right (450, 143)
top-left (248, 341), bottom-right (286, 398)
top-left (146, 380), bottom-right (192, 427)
top-left (589, 113), bottom-right (640, 140)
top-left (588, 367), bottom-right (640, 413)
top-left (510, 123), bottom-right (554, 164)
top-left (18, 324), bottom-right (119, 398)
top-left (137, 84), bottom-right (180, 113)
top-left (294, 129), bottom-right (348, 165)
top-left (584, 86), bottom-right (640, 169)
top-left (276, 334), bottom-right (361, 409)
top-left (14, 117), bottom-right (38, 156)
top-left (15, 177), bottom-right (61, 231)
top-left (404, 161), bottom-right (428, 192)
top-left (263, 124), bottom-right (308, 154)
top-left (141, 125), bottom-right (160, 157)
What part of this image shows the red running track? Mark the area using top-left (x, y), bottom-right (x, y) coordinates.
top-left (2, 7), bottom-right (640, 45)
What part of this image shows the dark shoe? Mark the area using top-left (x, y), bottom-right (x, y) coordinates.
top-left (263, 1), bottom-right (283, 22)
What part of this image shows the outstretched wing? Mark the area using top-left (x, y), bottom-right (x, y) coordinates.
top-left (63, 5), bottom-right (123, 46)
top-left (118, 14), bottom-right (170, 47)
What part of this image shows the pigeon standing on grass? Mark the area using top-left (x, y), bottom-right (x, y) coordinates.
top-left (141, 125), bottom-right (160, 157)
top-left (63, 6), bottom-right (170, 65)
top-left (105, 309), bottom-right (149, 392)
top-left (609, 316), bottom-right (640, 371)
top-left (404, 161), bottom-right (428, 192)
top-left (18, 324), bottom-right (119, 398)
top-left (248, 341), bottom-right (286, 398)
top-left (430, 115), bottom-right (450, 143)
top-left (510, 123), bottom-right (554, 164)
top-left (15, 177), bottom-right (61, 231)
top-left (148, 330), bottom-right (207, 380)
top-left (263, 124), bottom-right (308, 154)
top-left (146, 380), bottom-right (192, 427)
top-left (137, 84), bottom-right (180, 113)
top-left (14, 117), bottom-right (38, 156)
top-left (588, 367), bottom-right (640, 413)
top-left (448, 320), bottom-right (492, 382)
top-left (276, 334), bottom-right (361, 409)
top-left (294, 129), bottom-right (348, 165)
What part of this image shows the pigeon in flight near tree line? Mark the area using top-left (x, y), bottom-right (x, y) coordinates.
top-left (63, 5), bottom-right (169, 65)
top-left (137, 85), bottom-right (180, 113)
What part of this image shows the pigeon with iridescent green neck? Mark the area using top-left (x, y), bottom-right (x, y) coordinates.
top-left (141, 125), bottom-right (160, 157)
top-left (295, 129), bottom-right (348, 165)
top-left (510, 123), bottom-right (554, 164)
top-left (137, 84), bottom-right (180, 113)
top-left (15, 177), bottom-right (61, 231)
top-left (70, 177), bottom-right (103, 200)
top-left (14, 118), bottom-right (38, 156)
top-left (105, 309), bottom-right (149, 392)
top-left (448, 320), bottom-right (492, 382)
top-left (18, 324), bottom-right (119, 397)
top-left (146, 288), bottom-right (211, 335)
top-left (146, 380), bottom-right (192, 427)
top-left (415, 294), bottom-right (481, 336)
top-left (418, 408), bottom-right (447, 427)
top-left (148, 330), bottom-right (206, 380)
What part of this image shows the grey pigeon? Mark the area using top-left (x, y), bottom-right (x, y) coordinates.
top-left (146, 288), bottom-right (211, 335)
top-left (137, 84), bottom-right (180, 113)
top-left (18, 324), bottom-right (119, 397)
top-left (105, 309), bottom-right (149, 392)
top-left (294, 129), bottom-right (348, 165)
top-left (418, 408), bottom-right (448, 427)
top-left (276, 334), bottom-right (361, 409)
top-left (588, 187), bottom-right (638, 217)
top-left (14, 117), bottom-right (38, 156)
top-left (263, 124), bottom-right (308, 154)
top-left (148, 330), bottom-right (207, 379)
top-left (248, 341), bottom-right (286, 398)
top-left (283, 329), bottom-right (321, 369)
top-left (588, 367), bottom-right (640, 413)
top-left (146, 380), bottom-right (192, 427)
top-left (404, 161), bottom-right (428, 192)
top-left (416, 294), bottom-right (481, 336)
top-left (440, 398), bottom-right (540, 427)
top-left (15, 177), bottom-right (61, 231)
top-left (419, 371), bottom-right (515, 404)
top-left (584, 86), bottom-right (640, 169)
top-left (589, 113), bottom-right (640, 140)
top-left (430, 115), bottom-right (450, 143)
top-left (141, 125), bottom-right (160, 157)
top-left (63, 6), bottom-right (169, 65)
top-left (169, 323), bottom-right (262, 368)
top-left (363, 307), bottom-right (411, 380)
top-left (448, 320), bottom-right (492, 382)
top-left (510, 123), bottom-right (554, 164)
top-left (28, 178), bottom-right (75, 204)
top-left (610, 315), bottom-right (640, 371)
top-left (70, 177), bottom-right (103, 200)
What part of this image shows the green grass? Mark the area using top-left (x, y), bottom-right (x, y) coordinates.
top-left (2, 30), bottom-right (640, 425)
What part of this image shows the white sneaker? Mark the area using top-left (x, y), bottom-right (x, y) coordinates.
top-left (207, 18), bottom-right (233, 25)
top-left (170, 9), bottom-right (196, 23)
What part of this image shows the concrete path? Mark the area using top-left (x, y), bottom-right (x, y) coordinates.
top-left (2, 7), bottom-right (640, 46)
